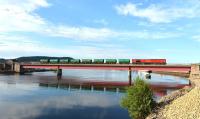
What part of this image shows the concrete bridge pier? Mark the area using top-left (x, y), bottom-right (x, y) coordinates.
top-left (14, 63), bottom-right (25, 74)
top-left (189, 64), bottom-right (200, 86)
top-left (190, 64), bottom-right (200, 79)
top-left (128, 67), bottom-right (132, 86)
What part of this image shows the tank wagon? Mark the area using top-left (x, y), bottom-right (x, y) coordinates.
top-left (82, 59), bottom-right (92, 64)
top-left (70, 59), bottom-right (81, 64)
top-left (118, 59), bottom-right (130, 64)
top-left (105, 59), bottom-right (117, 64)
top-left (40, 59), bottom-right (166, 65)
top-left (93, 59), bottom-right (104, 64)
top-left (49, 59), bottom-right (59, 64)
top-left (59, 59), bottom-right (69, 64)
top-left (40, 59), bottom-right (49, 64)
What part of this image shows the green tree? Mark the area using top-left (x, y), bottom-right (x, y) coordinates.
top-left (121, 77), bottom-right (155, 119)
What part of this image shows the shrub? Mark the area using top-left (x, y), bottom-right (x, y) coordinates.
top-left (121, 77), bottom-right (155, 119)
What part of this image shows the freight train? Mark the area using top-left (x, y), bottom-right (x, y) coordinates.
top-left (40, 59), bottom-right (166, 65)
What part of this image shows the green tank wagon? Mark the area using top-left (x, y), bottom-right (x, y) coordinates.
top-left (82, 59), bottom-right (92, 64)
top-left (118, 59), bottom-right (130, 64)
top-left (93, 59), bottom-right (104, 64)
top-left (49, 59), bottom-right (59, 64)
top-left (70, 59), bottom-right (81, 63)
top-left (105, 59), bottom-right (117, 64)
top-left (59, 59), bottom-right (69, 64)
top-left (40, 59), bottom-right (49, 64)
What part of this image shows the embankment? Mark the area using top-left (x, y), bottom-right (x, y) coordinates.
top-left (146, 86), bottom-right (193, 119)
top-left (146, 75), bottom-right (200, 119)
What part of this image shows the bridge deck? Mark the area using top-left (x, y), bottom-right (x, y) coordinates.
top-left (21, 63), bottom-right (191, 72)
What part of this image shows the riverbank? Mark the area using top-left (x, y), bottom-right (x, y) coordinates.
top-left (0, 70), bottom-right (15, 74)
top-left (146, 76), bottom-right (200, 119)
top-left (153, 71), bottom-right (190, 78)
top-left (0, 69), bottom-right (55, 74)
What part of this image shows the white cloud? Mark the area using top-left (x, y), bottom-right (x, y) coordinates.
top-left (0, 34), bottom-right (39, 45)
top-left (0, 34), bottom-right (193, 63)
top-left (0, 40), bottom-right (133, 59)
top-left (0, 34), bottom-right (141, 59)
top-left (115, 31), bottom-right (179, 40)
top-left (0, 0), bottom-right (188, 62)
top-left (0, 0), bottom-right (49, 32)
top-left (115, 1), bottom-right (200, 23)
top-left (0, 0), bottom-right (115, 41)
top-left (192, 35), bottom-right (200, 42)
top-left (46, 26), bottom-right (115, 41)
top-left (0, 0), bottom-right (181, 42)
top-left (45, 26), bottom-right (179, 41)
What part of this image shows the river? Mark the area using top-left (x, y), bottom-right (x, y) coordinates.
top-left (0, 69), bottom-right (189, 119)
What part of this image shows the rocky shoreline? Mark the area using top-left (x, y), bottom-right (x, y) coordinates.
top-left (146, 77), bottom-right (200, 119)
top-left (146, 86), bottom-right (193, 119)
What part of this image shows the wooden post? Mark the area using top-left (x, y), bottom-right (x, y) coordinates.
top-left (128, 67), bottom-right (132, 86)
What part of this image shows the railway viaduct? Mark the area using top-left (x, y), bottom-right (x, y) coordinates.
top-left (13, 62), bottom-right (199, 85)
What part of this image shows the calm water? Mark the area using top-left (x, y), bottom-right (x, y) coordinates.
top-left (0, 69), bottom-right (189, 119)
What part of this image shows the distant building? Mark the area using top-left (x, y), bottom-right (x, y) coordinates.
top-left (0, 59), bottom-right (16, 71)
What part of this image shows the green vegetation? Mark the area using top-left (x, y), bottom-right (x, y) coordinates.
top-left (0, 58), bottom-right (5, 63)
top-left (121, 77), bottom-right (155, 119)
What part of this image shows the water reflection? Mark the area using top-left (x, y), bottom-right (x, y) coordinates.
top-left (0, 83), bottom-right (129, 119)
top-left (0, 69), bottom-right (190, 119)
top-left (35, 69), bottom-right (189, 92)
top-left (33, 69), bottom-right (189, 84)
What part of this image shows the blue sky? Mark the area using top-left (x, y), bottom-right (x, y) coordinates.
top-left (0, 0), bottom-right (200, 63)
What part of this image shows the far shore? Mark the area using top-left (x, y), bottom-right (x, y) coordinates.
top-left (153, 71), bottom-right (190, 78)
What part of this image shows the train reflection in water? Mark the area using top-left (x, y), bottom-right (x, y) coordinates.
top-left (39, 77), bottom-right (189, 100)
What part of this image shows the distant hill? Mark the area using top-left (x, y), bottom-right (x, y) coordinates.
top-left (15, 56), bottom-right (73, 62)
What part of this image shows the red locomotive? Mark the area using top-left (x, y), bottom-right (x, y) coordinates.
top-left (132, 59), bottom-right (166, 65)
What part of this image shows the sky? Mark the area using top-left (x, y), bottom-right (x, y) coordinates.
top-left (0, 0), bottom-right (200, 63)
